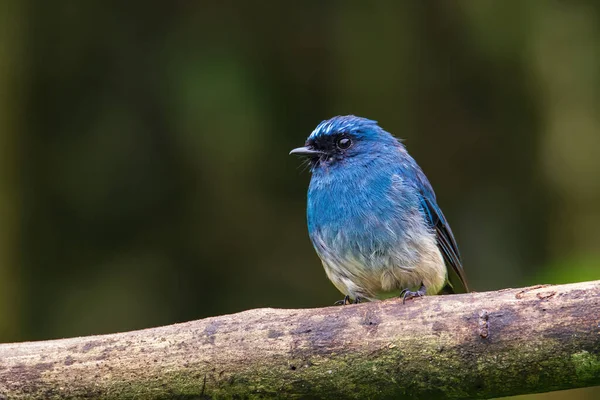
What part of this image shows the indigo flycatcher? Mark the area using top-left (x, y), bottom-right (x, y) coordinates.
top-left (291, 116), bottom-right (468, 304)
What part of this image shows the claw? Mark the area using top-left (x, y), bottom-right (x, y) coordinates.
top-left (400, 283), bottom-right (427, 304)
top-left (334, 295), bottom-right (362, 305)
top-left (334, 295), bottom-right (351, 306)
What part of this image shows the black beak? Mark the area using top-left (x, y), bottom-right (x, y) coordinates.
top-left (289, 146), bottom-right (324, 157)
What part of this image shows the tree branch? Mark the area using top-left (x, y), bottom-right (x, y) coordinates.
top-left (1, 281), bottom-right (599, 399)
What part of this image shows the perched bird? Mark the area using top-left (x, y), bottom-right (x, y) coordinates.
top-left (290, 116), bottom-right (468, 304)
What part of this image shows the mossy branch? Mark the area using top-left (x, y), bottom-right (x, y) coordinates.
top-left (1, 281), bottom-right (599, 399)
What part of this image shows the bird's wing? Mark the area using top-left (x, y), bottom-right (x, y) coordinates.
top-left (418, 192), bottom-right (469, 293)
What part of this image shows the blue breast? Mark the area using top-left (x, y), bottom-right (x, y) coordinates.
top-left (307, 156), bottom-right (420, 260)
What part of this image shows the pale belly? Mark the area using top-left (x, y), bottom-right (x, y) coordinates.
top-left (316, 230), bottom-right (448, 301)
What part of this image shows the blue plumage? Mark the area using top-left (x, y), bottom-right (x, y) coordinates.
top-left (291, 115), bottom-right (468, 304)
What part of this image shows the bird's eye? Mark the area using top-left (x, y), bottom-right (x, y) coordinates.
top-left (337, 137), bottom-right (352, 150)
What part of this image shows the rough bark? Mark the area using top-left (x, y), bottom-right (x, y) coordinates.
top-left (1, 281), bottom-right (599, 399)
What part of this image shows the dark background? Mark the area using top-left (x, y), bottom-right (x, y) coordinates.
top-left (0, 2), bottom-right (598, 399)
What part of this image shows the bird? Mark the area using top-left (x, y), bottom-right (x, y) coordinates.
top-left (290, 115), bottom-right (468, 305)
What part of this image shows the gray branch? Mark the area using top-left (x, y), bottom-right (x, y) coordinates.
top-left (1, 281), bottom-right (599, 399)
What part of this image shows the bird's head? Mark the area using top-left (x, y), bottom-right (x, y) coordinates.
top-left (290, 115), bottom-right (401, 171)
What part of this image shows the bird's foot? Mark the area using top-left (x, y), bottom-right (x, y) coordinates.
top-left (334, 295), bottom-right (351, 305)
top-left (334, 295), bottom-right (361, 305)
top-left (399, 283), bottom-right (426, 304)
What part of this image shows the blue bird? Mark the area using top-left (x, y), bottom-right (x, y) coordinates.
top-left (290, 116), bottom-right (468, 304)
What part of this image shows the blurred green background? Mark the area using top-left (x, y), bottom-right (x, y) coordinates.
top-left (0, 1), bottom-right (598, 399)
